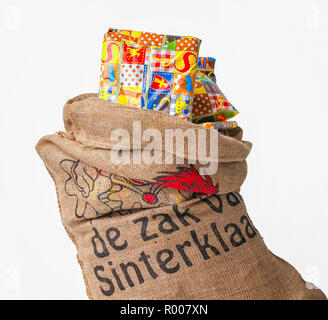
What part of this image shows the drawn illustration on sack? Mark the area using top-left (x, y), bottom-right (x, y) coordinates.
top-left (60, 159), bottom-right (219, 220)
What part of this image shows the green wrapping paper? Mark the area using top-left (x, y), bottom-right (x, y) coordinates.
top-left (192, 57), bottom-right (238, 123)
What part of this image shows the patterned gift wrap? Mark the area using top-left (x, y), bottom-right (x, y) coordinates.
top-left (99, 28), bottom-right (201, 120)
top-left (200, 121), bottom-right (238, 130)
top-left (191, 57), bottom-right (239, 124)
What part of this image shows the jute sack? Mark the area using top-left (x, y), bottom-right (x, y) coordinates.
top-left (36, 94), bottom-right (326, 300)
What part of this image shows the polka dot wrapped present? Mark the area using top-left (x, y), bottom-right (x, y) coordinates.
top-left (99, 28), bottom-right (201, 120)
top-left (191, 57), bottom-right (239, 123)
top-left (200, 120), bottom-right (238, 131)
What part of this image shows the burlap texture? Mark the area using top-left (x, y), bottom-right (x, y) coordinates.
top-left (36, 94), bottom-right (326, 300)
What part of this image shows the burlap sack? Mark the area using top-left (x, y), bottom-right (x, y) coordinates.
top-left (36, 94), bottom-right (326, 300)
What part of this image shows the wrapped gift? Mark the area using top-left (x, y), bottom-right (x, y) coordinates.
top-left (99, 28), bottom-right (201, 120)
top-left (191, 57), bottom-right (239, 123)
top-left (200, 120), bottom-right (238, 130)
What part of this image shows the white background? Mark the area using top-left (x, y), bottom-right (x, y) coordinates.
top-left (0, 0), bottom-right (327, 299)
